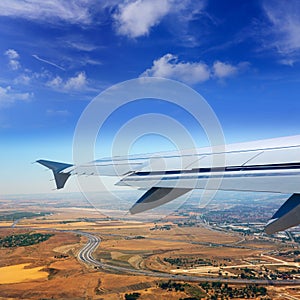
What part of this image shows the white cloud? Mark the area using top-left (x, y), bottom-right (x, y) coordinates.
top-left (141, 54), bottom-right (210, 84)
top-left (114, 0), bottom-right (171, 38)
top-left (0, 0), bottom-right (97, 25)
top-left (0, 85), bottom-right (33, 107)
top-left (13, 69), bottom-right (54, 87)
top-left (113, 0), bottom-right (203, 38)
top-left (8, 60), bottom-right (21, 71)
top-left (5, 49), bottom-right (19, 59)
top-left (83, 58), bottom-right (102, 66)
top-left (67, 41), bottom-right (98, 52)
top-left (212, 61), bottom-right (238, 79)
top-left (64, 72), bottom-right (87, 90)
top-left (4, 49), bottom-right (21, 70)
top-left (47, 76), bottom-right (63, 89)
top-left (263, 0), bottom-right (300, 59)
top-left (212, 61), bottom-right (249, 79)
top-left (46, 72), bottom-right (87, 91)
top-left (141, 54), bottom-right (248, 84)
top-left (14, 74), bottom-right (32, 85)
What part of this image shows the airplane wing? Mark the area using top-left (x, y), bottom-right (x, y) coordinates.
top-left (37, 135), bottom-right (300, 234)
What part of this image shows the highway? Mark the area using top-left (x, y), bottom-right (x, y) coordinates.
top-left (76, 230), bottom-right (300, 286)
top-left (77, 232), bottom-right (103, 267)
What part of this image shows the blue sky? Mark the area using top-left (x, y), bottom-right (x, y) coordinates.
top-left (1, 0), bottom-right (300, 195)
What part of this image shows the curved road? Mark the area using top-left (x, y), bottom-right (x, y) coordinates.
top-left (77, 232), bottom-right (102, 267)
top-left (76, 230), bottom-right (300, 286)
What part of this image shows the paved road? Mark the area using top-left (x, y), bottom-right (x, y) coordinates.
top-left (77, 232), bottom-right (102, 266)
top-left (75, 230), bottom-right (300, 286)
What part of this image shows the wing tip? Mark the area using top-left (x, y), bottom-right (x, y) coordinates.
top-left (36, 159), bottom-right (73, 189)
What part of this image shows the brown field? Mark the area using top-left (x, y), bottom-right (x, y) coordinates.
top-left (0, 263), bottom-right (48, 284)
top-left (18, 220), bottom-right (98, 229)
top-left (0, 222), bottom-right (13, 227)
top-left (0, 225), bottom-right (150, 299)
top-left (0, 205), bottom-right (299, 299)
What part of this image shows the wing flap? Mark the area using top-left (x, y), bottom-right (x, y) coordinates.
top-left (129, 187), bottom-right (191, 214)
top-left (265, 193), bottom-right (300, 234)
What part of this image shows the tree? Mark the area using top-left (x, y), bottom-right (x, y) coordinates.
top-left (124, 292), bottom-right (141, 300)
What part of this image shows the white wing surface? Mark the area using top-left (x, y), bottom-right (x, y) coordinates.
top-left (37, 135), bottom-right (300, 234)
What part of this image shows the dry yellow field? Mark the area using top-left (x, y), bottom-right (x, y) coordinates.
top-left (0, 263), bottom-right (48, 284)
top-left (96, 224), bottom-right (154, 230)
top-left (0, 222), bottom-right (13, 227)
top-left (17, 222), bottom-right (102, 232)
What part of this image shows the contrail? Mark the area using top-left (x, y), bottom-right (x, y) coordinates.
top-left (32, 54), bottom-right (65, 71)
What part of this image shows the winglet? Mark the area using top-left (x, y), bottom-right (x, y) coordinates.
top-left (265, 193), bottom-right (300, 234)
top-left (36, 159), bottom-right (73, 189)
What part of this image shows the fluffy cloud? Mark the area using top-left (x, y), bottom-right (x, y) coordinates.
top-left (47, 72), bottom-right (87, 91)
top-left (113, 0), bottom-right (203, 38)
top-left (263, 0), bottom-right (300, 60)
top-left (212, 61), bottom-right (238, 79)
top-left (47, 76), bottom-right (63, 89)
top-left (141, 54), bottom-right (210, 84)
top-left (5, 49), bottom-right (19, 59)
top-left (141, 54), bottom-right (248, 84)
top-left (0, 0), bottom-right (97, 25)
top-left (114, 0), bottom-right (171, 38)
top-left (4, 49), bottom-right (20, 70)
top-left (14, 74), bottom-right (32, 85)
top-left (0, 85), bottom-right (33, 107)
top-left (64, 72), bottom-right (87, 90)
